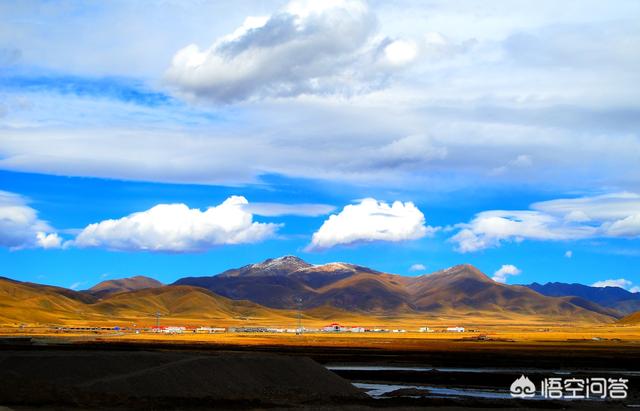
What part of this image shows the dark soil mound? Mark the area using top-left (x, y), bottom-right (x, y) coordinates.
top-left (0, 350), bottom-right (366, 408)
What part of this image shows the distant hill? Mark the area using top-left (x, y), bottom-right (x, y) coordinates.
top-left (403, 265), bottom-right (620, 320)
top-left (0, 277), bottom-right (94, 324)
top-left (619, 311), bottom-right (640, 324)
top-left (306, 271), bottom-right (413, 312)
top-left (0, 258), bottom-right (625, 326)
top-left (90, 285), bottom-right (290, 321)
top-left (88, 276), bottom-right (163, 298)
top-left (176, 257), bottom-right (364, 309)
top-left (174, 257), bottom-right (619, 321)
top-left (0, 277), bottom-right (298, 326)
top-left (525, 282), bottom-right (640, 314)
top-left (403, 265), bottom-right (616, 320)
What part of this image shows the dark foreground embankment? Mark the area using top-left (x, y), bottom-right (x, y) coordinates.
top-left (0, 349), bottom-right (366, 409)
top-left (0, 339), bottom-right (638, 409)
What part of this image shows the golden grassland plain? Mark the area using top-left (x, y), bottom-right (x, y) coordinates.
top-left (0, 306), bottom-right (630, 329)
top-left (3, 316), bottom-right (639, 350)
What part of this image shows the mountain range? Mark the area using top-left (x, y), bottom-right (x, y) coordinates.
top-left (0, 275), bottom-right (296, 326)
top-left (174, 256), bottom-right (625, 321)
top-left (88, 276), bottom-right (164, 298)
top-left (524, 282), bottom-right (640, 315)
top-left (1, 256), bottom-right (638, 326)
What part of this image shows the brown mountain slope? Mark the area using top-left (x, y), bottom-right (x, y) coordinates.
top-left (175, 258), bottom-right (618, 322)
top-left (289, 262), bottom-right (384, 289)
top-left (218, 256), bottom-right (312, 277)
top-left (184, 275), bottom-right (316, 308)
top-left (618, 311), bottom-right (640, 324)
top-left (308, 273), bottom-right (414, 312)
top-left (0, 258), bottom-right (621, 326)
top-left (88, 275), bottom-right (163, 298)
top-left (406, 265), bottom-right (614, 321)
top-left (561, 296), bottom-right (624, 319)
top-left (174, 259), bottom-right (394, 310)
top-left (0, 278), bottom-right (96, 324)
top-left (0, 278), bottom-right (302, 326)
top-left (91, 285), bottom-right (291, 321)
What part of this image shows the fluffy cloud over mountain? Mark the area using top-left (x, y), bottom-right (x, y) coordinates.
top-left (592, 278), bottom-right (639, 293)
top-left (0, 191), bottom-right (61, 250)
top-left (409, 263), bottom-right (426, 272)
top-left (73, 196), bottom-right (280, 252)
top-left (492, 264), bottom-right (521, 283)
top-left (450, 210), bottom-right (596, 253)
top-left (451, 192), bottom-right (640, 252)
top-left (308, 198), bottom-right (435, 250)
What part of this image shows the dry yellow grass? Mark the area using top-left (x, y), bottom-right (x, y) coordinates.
top-left (3, 321), bottom-right (639, 350)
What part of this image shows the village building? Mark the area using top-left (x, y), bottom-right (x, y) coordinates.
top-left (322, 323), bottom-right (345, 332)
top-left (322, 323), bottom-right (365, 332)
top-left (152, 326), bottom-right (186, 334)
top-left (195, 327), bottom-right (225, 333)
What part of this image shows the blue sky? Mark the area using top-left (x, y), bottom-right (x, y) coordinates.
top-left (0, 0), bottom-right (639, 291)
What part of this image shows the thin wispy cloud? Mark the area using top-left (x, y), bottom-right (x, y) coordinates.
top-left (242, 202), bottom-right (335, 217)
top-left (0, 1), bottom-right (638, 192)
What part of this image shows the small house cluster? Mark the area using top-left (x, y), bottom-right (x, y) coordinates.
top-left (227, 327), bottom-right (305, 333)
top-left (195, 327), bottom-right (226, 333)
top-left (446, 326), bottom-right (465, 333)
top-left (51, 323), bottom-right (468, 334)
top-left (322, 323), bottom-right (365, 333)
top-left (151, 326), bottom-right (186, 334)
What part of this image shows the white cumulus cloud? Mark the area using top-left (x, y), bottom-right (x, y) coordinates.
top-left (564, 250), bottom-right (573, 258)
top-left (0, 190), bottom-right (61, 250)
top-left (384, 39), bottom-right (418, 66)
top-left (166, 0), bottom-right (374, 102)
top-left (605, 213), bottom-right (640, 237)
top-left (492, 264), bottom-right (521, 283)
top-left (73, 196), bottom-right (280, 252)
top-left (451, 192), bottom-right (640, 252)
top-left (409, 263), bottom-right (426, 272)
top-left (165, 0), bottom-right (422, 103)
top-left (591, 278), bottom-right (636, 291)
top-left (450, 210), bottom-right (595, 253)
top-left (307, 198), bottom-right (435, 250)
top-left (36, 232), bottom-right (63, 249)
